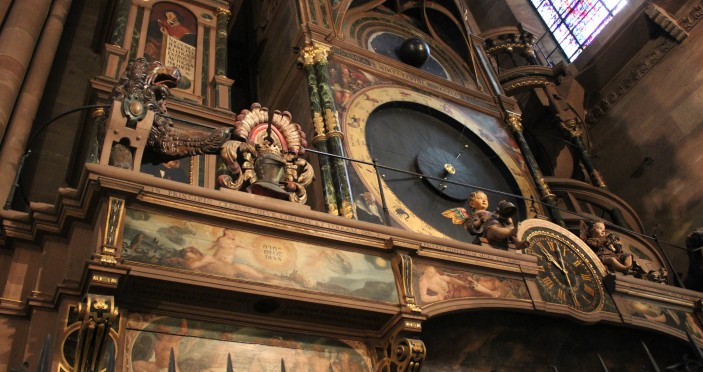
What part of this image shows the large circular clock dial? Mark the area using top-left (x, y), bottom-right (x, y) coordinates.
top-left (344, 86), bottom-right (538, 240)
top-left (519, 219), bottom-right (607, 313)
top-left (360, 103), bottom-right (523, 241)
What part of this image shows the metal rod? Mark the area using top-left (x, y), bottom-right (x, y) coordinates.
top-left (373, 158), bottom-right (392, 227)
top-left (687, 330), bottom-right (703, 362)
top-left (641, 341), bottom-right (661, 372)
top-left (304, 148), bottom-right (690, 254)
top-left (4, 151), bottom-right (30, 210)
top-left (597, 353), bottom-right (609, 372)
top-left (5, 104), bottom-right (111, 210)
top-left (654, 234), bottom-right (685, 288)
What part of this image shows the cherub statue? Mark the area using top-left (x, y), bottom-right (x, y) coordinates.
top-left (443, 191), bottom-right (527, 249)
top-left (580, 220), bottom-right (632, 274)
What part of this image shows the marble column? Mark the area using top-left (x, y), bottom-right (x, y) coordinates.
top-left (560, 119), bottom-right (608, 189)
top-left (0, 0), bottom-right (53, 144)
top-left (300, 45), bottom-right (339, 216)
top-left (506, 112), bottom-right (564, 225)
top-left (109, 0), bottom-right (131, 46)
top-left (311, 44), bottom-right (355, 219)
top-left (0, 0), bottom-right (73, 209)
top-left (215, 7), bottom-right (229, 76)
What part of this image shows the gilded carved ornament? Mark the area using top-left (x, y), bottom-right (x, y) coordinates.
top-left (560, 118), bottom-right (583, 138)
top-left (396, 254), bottom-right (422, 314)
top-left (340, 200), bottom-right (355, 219)
top-left (312, 111), bottom-right (326, 140)
top-left (216, 7), bottom-right (232, 18)
top-left (538, 177), bottom-right (556, 199)
top-left (324, 109), bottom-right (342, 138)
top-left (327, 202), bottom-right (340, 216)
top-left (505, 113), bottom-right (523, 133)
top-left (299, 43), bottom-right (331, 65)
top-left (218, 104), bottom-right (314, 204)
top-left (377, 335), bottom-right (426, 371)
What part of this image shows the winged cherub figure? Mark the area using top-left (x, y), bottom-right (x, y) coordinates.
top-left (443, 191), bottom-right (527, 249)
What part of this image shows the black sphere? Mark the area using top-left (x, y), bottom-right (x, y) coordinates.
top-left (398, 38), bottom-right (430, 67)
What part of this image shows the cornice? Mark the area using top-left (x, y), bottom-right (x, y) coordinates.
top-left (587, 1), bottom-right (703, 126)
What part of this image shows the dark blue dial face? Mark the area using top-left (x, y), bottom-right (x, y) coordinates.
top-left (522, 227), bottom-right (606, 312)
top-left (368, 32), bottom-right (449, 80)
top-left (365, 102), bottom-right (524, 241)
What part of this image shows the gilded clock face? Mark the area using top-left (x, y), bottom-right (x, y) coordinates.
top-left (343, 86), bottom-right (537, 240)
top-left (519, 219), bottom-right (607, 313)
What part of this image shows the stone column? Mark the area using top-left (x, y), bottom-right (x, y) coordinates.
top-left (560, 119), bottom-right (607, 189)
top-left (506, 112), bottom-right (564, 225)
top-left (300, 45), bottom-right (339, 216)
top-left (0, 0), bottom-right (53, 144)
top-left (0, 0), bottom-right (73, 209)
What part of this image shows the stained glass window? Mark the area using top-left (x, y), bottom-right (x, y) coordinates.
top-left (531, 0), bottom-right (627, 61)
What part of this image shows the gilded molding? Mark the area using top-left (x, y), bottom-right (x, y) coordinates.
top-left (103, 197), bottom-right (125, 260)
top-left (486, 43), bottom-right (532, 54)
top-left (326, 131), bottom-right (344, 140)
top-left (503, 79), bottom-right (553, 93)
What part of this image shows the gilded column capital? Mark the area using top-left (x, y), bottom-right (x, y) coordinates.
top-left (560, 118), bottom-right (583, 137)
top-left (524, 44), bottom-right (536, 58)
top-left (299, 43), bottom-right (331, 65)
top-left (506, 112), bottom-right (523, 133)
top-left (216, 7), bottom-right (231, 18)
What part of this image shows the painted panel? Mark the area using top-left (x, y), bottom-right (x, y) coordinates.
top-left (620, 298), bottom-right (703, 343)
top-left (126, 313), bottom-right (372, 371)
top-left (412, 262), bottom-right (529, 306)
top-left (121, 209), bottom-right (399, 303)
top-left (145, 2), bottom-right (198, 91)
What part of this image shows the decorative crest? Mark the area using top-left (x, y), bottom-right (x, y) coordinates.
top-left (218, 103), bottom-right (313, 203)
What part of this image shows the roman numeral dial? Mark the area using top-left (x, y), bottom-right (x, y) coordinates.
top-left (520, 220), bottom-right (607, 313)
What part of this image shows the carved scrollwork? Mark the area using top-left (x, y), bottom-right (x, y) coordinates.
top-left (377, 336), bottom-right (426, 372)
top-left (74, 294), bottom-right (119, 372)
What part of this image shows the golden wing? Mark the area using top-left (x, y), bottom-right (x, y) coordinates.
top-left (441, 207), bottom-right (472, 225)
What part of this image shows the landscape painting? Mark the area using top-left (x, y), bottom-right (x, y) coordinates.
top-left (121, 208), bottom-right (398, 303)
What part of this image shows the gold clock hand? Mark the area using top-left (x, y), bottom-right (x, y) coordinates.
top-left (539, 246), bottom-right (565, 273)
top-left (557, 248), bottom-right (581, 307)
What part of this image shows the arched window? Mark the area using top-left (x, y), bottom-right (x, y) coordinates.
top-left (531, 0), bottom-right (627, 61)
